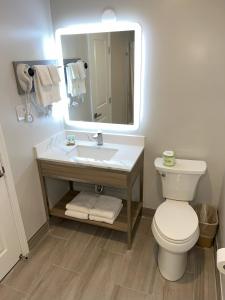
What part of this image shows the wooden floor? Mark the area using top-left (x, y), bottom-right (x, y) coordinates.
top-left (0, 216), bottom-right (218, 300)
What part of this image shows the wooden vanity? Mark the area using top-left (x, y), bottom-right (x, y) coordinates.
top-left (37, 151), bottom-right (144, 249)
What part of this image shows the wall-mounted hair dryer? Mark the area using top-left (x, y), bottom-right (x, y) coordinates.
top-left (16, 64), bottom-right (34, 122)
top-left (16, 64), bottom-right (33, 93)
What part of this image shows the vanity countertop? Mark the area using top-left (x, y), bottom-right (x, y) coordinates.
top-left (34, 131), bottom-right (144, 172)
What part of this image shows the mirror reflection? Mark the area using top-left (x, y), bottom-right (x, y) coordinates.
top-left (61, 30), bottom-right (134, 125)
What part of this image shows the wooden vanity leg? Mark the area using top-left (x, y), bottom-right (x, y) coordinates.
top-left (37, 163), bottom-right (50, 220)
top-left (69, 181), bottom-right (74, 191)
top-left (140, 162), bottom-right (144, 208)
top-left (127, 187), bottom-right (132, 249)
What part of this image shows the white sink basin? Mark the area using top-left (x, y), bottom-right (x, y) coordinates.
top-left (68, 145), bottom-right (118, 161)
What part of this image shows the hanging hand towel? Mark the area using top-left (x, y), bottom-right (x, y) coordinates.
top-left (65, 192), bottom-right (98, 214)
top-left (66, 65), bottom-right (80, 97)
top-left (65, 61), bottom-right (86, 97)
top-left (67, 62), bottom-right (80, 79)
top-left (77, 79), bottom-right (86, 95)
top-left (48, 65), bottom-right (61, 84)
top-left (66, 66), bottom-right (73, 96)
top-left (48, 65), bottom-right (61, 103)
top-left (77, 60), bottom-right (86, 95)
top-left (72, 80), bottom-right (81, 97)
top-left (89, 195), bottom-right (122, 219)
top-left (51, 85), bottom-right (61, 104)
top-left (77, 60), bottom-right (86, 80)
top-left (34, 65), bottom-right (61, 107)
top-left (34, 65), bottom-right (52, 107)
top-left (35, 65), bottom-right (52, 86)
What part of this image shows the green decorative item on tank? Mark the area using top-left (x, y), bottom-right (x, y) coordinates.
top-left (163, 150), bottom-right (175, 167)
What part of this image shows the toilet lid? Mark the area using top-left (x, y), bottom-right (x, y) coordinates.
top-left (154, 200), bottom-right (198, 242)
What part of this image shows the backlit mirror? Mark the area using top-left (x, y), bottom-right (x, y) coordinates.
top-left (56, 22), bottom-right (141, 130)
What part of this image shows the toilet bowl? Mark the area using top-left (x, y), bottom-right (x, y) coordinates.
top-left (152, 158), bottom-right (207, 281)
top-left (152, 200), bottom-right (199, 281)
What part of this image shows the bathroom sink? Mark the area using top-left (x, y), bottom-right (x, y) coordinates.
top-left (68, 145), bottom-right (118, 161)
top-left (34, 131), bottom-right (144, 171)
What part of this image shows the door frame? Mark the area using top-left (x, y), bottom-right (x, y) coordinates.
top-left (0, 124), bottom-right (29, 256)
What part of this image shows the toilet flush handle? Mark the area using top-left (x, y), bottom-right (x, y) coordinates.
top-left (161, 173), bottom-right (166, 177)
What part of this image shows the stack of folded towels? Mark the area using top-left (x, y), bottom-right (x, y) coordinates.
top-left (89, 196), bottom-right (123, 224)
top-left (65, 192), bottom-right (123, 224)
top-left (65, 192), bottom-right (96, 220)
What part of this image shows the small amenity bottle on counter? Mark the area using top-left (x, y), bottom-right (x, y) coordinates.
top-left (66, 134), bottom-right (76, 146)
top-left (163, 150), bottom-right (176, 167)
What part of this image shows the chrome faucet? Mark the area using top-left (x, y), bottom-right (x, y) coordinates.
top-left (93, 131), bottom-right (103, 146)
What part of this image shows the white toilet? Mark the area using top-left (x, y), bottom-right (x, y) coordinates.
top-left (152, 157), bottom-right (207, 281)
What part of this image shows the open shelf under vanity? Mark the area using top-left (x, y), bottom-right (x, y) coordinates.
top-left (37, 151), bottom-right (144, 249)
top-left (50, 190), bottom-right (143, 232)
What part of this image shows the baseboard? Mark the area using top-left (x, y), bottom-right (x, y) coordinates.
top-left (215, 238), bottom-right (223, 300)
top-left (28, 222), bottom-right (49, 250)
top-left (142, 207), bottom-right (155, 218)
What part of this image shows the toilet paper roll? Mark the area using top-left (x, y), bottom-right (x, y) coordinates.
top-left (217, 248), bottom-right (225, 274)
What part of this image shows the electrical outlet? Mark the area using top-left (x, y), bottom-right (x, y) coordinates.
top-left (16, 104), bottom-right (26, 121)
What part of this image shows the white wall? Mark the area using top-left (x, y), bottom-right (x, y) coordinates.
top-left (50, 0), bottom-right (225, 210)
top-left (0, 0), bottom-right (66, 239)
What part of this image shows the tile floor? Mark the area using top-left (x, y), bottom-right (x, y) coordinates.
top-left (0, 216), bottom-right (218, 300)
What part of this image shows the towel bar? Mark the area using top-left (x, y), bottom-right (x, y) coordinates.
top-left (27, 65), bottom-right (62, 77)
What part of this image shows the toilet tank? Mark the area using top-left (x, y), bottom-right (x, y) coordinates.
top-left (154, 158), bottom-right (207, 201)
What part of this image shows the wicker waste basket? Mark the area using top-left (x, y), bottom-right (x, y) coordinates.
top-left (194, 204), bottom-right (218, 248)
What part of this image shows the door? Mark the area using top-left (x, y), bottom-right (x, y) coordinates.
top-left (0, 158), bottom-right (21, 280)
top-left (88, 33), bottom-right (112, 123)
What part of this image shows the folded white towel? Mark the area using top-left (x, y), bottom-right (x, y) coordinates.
top-left (35, 65), bottom-right (52, 86)
top-left (89, 203), bottom-right (123, 224)
top-left (48, 65), bottom-right (61, 84)
top-left (65, 210), bottom-right (88, 220)
top-left (89, 195), bottom-right (122, 219)
top-left (66, 192), bottom-right (98, 214)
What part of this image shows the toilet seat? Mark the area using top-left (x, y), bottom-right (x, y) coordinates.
top-left (154, 200), bottom-right (199, 244)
